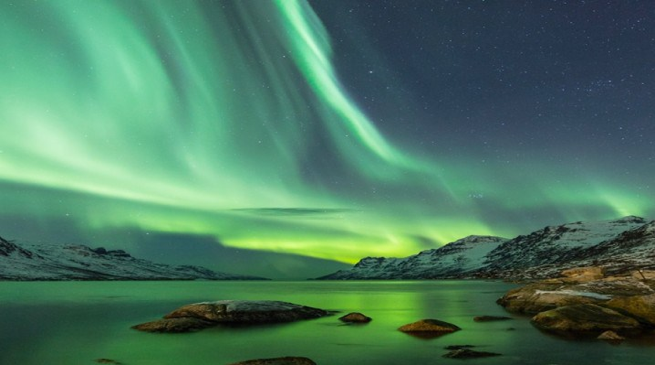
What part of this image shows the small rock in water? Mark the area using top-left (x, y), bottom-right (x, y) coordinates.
top-left (339, 312), bottom-right (372, 323)
top-left (473, 315), bottom-right (512, 322)
top-left (443, 349), bottom-right (501, 359)
top-left (444, 345), bottom-right (475, 350)
top-left (227, 356), bottom-right (316, 365)
top-left (398, 319), bottom-right (460, 339)
top-left (597, 330), bottom-right (625, 341)
top-left (96, 359), bottom-right (122, 364)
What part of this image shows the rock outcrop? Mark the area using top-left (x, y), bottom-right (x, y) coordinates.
top-left (498, 266), bottom-right (655, 338)
top-left (605, 293), bottom-right (655, 326)
top-left (133, 300), bottom-right (329, 333)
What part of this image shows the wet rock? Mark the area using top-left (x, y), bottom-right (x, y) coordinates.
top-left (531, 304), bottom-right (641, 334)
top-left (605, 293), bottom-right (655, 326)
top-left (338, 312), bottom-right (371, 323)
top-left (398, 319), bottom-right (460, 338)
top-left (164, 300), bottom-right (328, 323)
top-left (473, 315), bottom-right (512, 322)
top-left (597, 330), bottom-right (625, 341)
top-left (133, 300), bottom-right (329, 333)
top-left (131, 317), bottom-right (215, 333)
top-left (443, 349), bottom-right (501, 359)
top-left (228, 356), bottom-right (316, 365)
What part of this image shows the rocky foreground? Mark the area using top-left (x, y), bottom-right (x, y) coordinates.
top-left (498, 266), bottom-right (655, 339)
top-left (133, 300), bottom-right (505, 363)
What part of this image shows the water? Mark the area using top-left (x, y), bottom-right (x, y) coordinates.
top-left (0, 281), bottom-right (654, 365)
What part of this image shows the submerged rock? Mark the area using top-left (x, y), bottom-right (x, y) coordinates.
top-left (443, 349), bottom-right (501, 359)
top-left (444, 345), bottom-right (475, 350)
top-left (228, 356), bottom-right (316, 365)
top-left (473, 315), bottom-right (512, 322)
top-left (133, 300), bottom-right (329, 333)
top-left (95, 359), bottom-right (122, 365)
top-left (339, 312), bottom-right (371, 323)
top-left (398, 319), bottom-right (460, 338)
top-left (531, 304), bottom-right (641, 334)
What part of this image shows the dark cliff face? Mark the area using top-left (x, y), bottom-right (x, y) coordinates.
top-left (0, 236), bottom-right (34, 259)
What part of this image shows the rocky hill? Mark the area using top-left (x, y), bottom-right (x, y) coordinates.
top-left (0, 236), bottom-right (265, 281)
top-left (318, 216), bottom-right (655, 280)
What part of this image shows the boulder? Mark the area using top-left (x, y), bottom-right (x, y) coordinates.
top-left (228, 357), bottom-right (316, 365)
top-left (605, 293), bottom-right (655, 325)
top-left (338, 312), bottom-right (371, 323)
top-left (473, 315), bottom-right (512, 322)
top-left (531, 304), bottom-right (641, 334)
top-left (561, 267), bottom-right (604, 282)
top-left (398, 319), bottom-right (460, 338)
top-left (443, 349), bottom-right (501, 359)
top-left (597, 330), bottom-right (625, 341)
top-left (133, 300), bottom-right (329, 333)
top-left (164, 300), bottom-right (328, 323)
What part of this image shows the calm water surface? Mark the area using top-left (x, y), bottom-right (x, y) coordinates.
top-left (1, 281), bottom-right (654, 364)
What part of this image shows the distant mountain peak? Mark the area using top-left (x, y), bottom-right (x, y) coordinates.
top-left (611, 215), bottom-right (646, 224)
top-left (0, 238), bottom-right (266, 281)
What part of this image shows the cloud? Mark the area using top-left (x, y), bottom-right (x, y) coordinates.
top-left (232, 207), bottom-right (356, 218)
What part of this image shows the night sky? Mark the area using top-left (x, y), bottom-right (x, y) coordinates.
top-left (1, 0), bottom-right (653, 278)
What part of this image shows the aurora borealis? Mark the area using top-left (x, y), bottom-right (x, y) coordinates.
top-left (1, 0), bottom-right (654, 278)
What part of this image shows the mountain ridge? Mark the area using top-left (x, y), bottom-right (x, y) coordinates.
top-left (318, 216), bottom-right (655, 280)
top-left (0, 236), bottom-right (266, 281)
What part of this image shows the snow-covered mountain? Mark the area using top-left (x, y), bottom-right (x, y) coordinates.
top-left (320, 235), bottom-right (508, 279)
top-left (318, 216), bottom-right (655, 280)
top-left (0, 236), bottom-right (265, 281)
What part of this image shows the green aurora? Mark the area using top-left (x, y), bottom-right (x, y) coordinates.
top-left (1, 0), bottom-right (653, 267)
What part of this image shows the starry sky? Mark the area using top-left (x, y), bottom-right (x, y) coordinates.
top-left (1, 0), bottom-right (654, 278)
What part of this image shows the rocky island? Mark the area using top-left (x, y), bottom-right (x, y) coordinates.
top-left (498, 266), bottom-right (655, 339)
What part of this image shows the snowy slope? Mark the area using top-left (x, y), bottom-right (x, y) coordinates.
top-left (318, 235), bottom-right (508, 279)
top-left (318, 216), bottom-right (654, 280)
top-left (0, 236), bottom-right (265, 281)
top-left (478, 216), bottom-right (647, 274)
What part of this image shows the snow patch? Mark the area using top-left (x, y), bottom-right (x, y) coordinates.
top-left (535, 290), bottom-right (612, 300)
